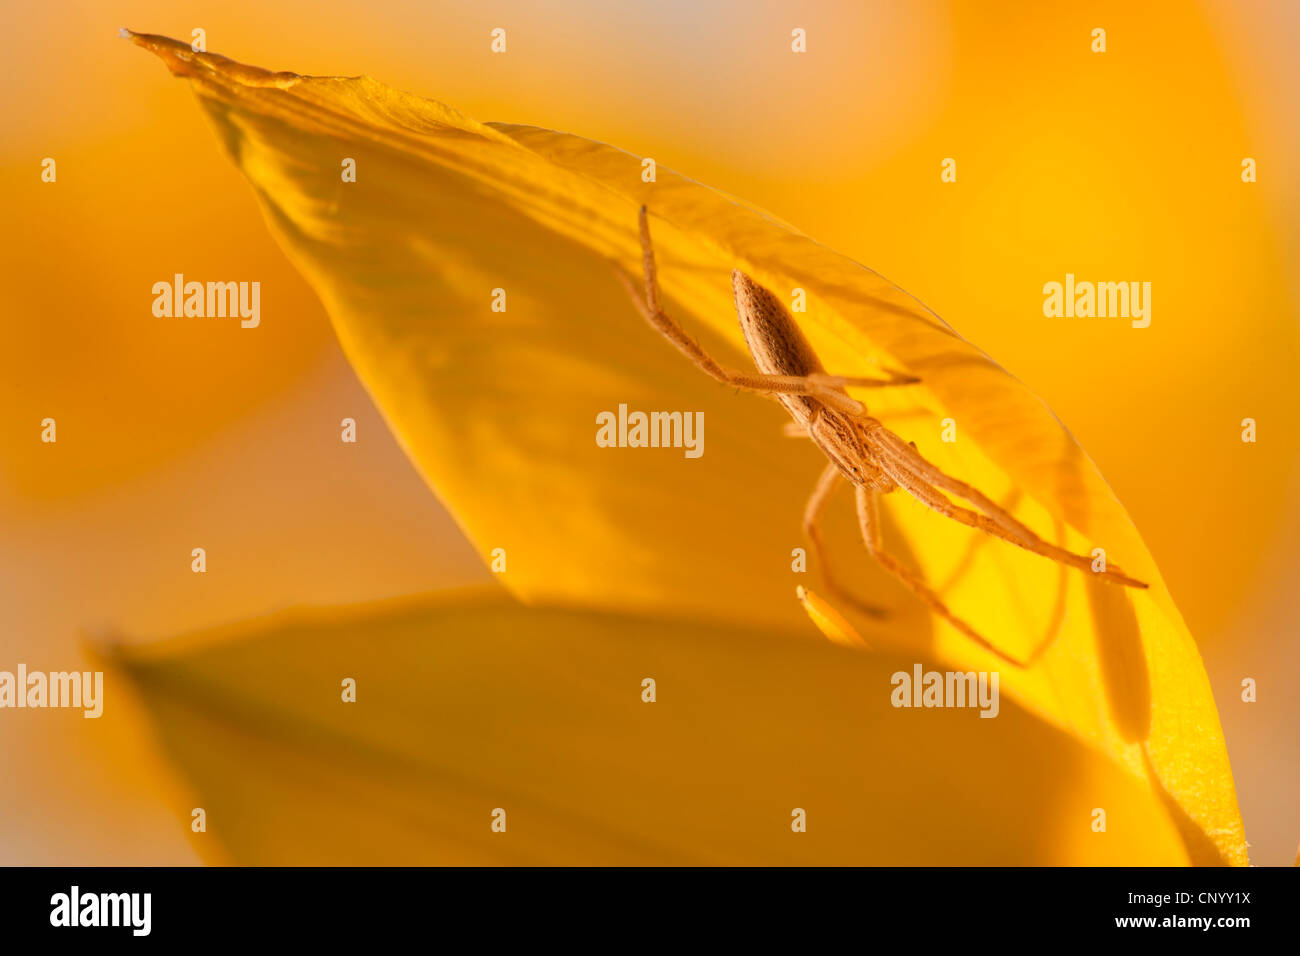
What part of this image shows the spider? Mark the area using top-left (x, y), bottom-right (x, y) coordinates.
top-left (616, 206), bottom-right (1147, 667)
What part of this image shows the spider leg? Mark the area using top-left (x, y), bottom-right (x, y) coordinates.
top-left (813, 371), bottom-right (921, 389)
top-left (614, 268), bottom-right (866, 416)
top-left (853, 485), bottom-right (1032, 668)
top-left (802, 464), bottom-right (887, 618)
top-left (616, 207), bottom-right (917, 417)
top-left (865, 426), bottom-right (1027, 539)
top-left (880, 460), bottom-right (1146, 594)
top-left (869, 429), bottom-right (1148, 589)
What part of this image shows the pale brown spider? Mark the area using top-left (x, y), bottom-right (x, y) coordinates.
top-left (616, 206), bottom-right (1147, 667)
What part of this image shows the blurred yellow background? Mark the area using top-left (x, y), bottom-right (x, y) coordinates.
top-left (1, 0), bottom-right (1296, 863)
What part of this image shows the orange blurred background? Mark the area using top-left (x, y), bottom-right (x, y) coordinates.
top-left (1, 0), bottom-right (1296, 864)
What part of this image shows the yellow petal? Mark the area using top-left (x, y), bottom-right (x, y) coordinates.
top-left (103, 592), bottom-right (1193, 864)
top-left (127, 32), bottom-right (1246, 864)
